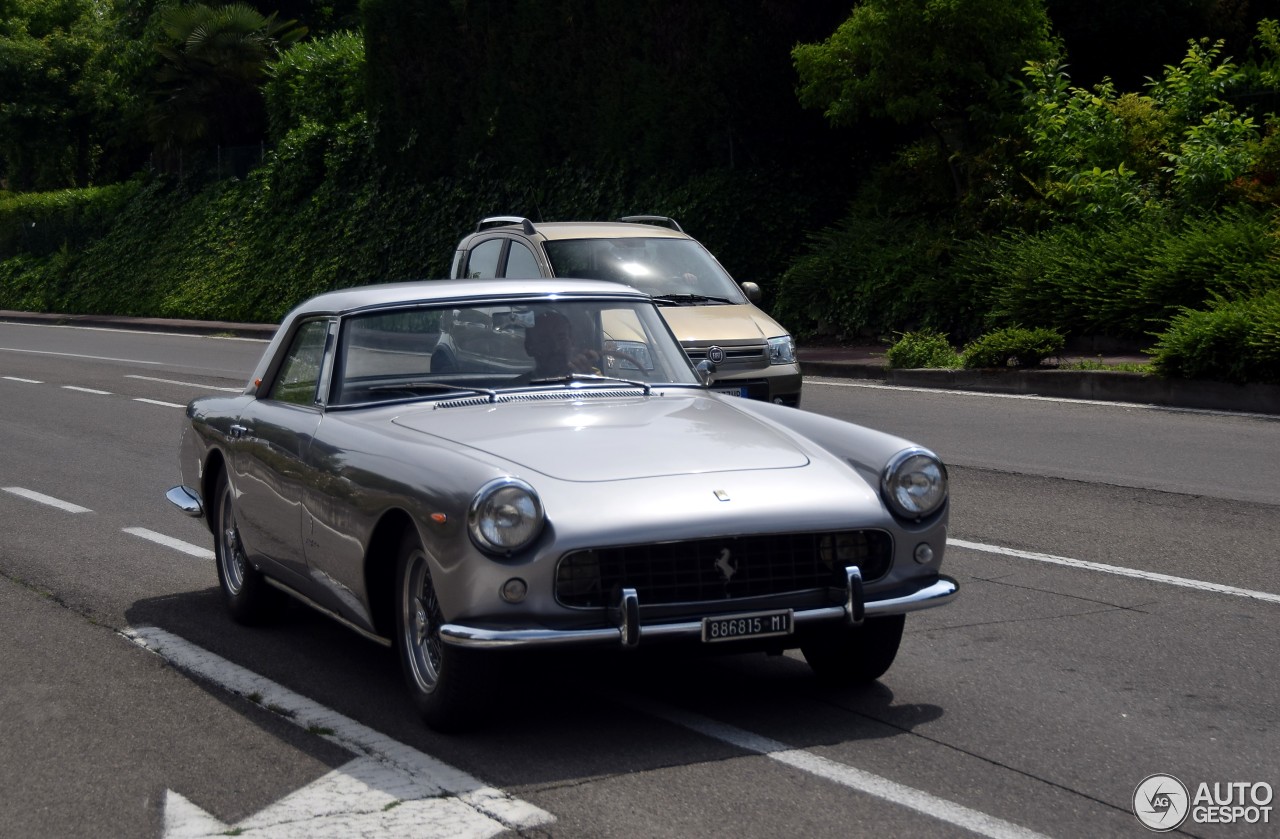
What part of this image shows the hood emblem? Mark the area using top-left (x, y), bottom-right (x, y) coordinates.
top-left (706, 345), bottom-right (726, 364)
top-left (715, 548), bottom-right (737, 582)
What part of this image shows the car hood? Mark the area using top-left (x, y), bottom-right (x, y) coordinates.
top-left (658, 304), bottom-right (786, 344)
top-left (389, 393), bottom-right (810, 481)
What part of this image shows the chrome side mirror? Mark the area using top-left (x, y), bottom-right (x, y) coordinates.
top-left (740, 282), bottom-right (761, 303)
top-left (696, 359), bottom-right (718, 385)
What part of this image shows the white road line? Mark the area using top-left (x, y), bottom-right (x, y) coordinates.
top-left (629, 698), bottom-right (1051, 839)
top-left (122, 528), bottom-right (214, 560)
top-left (2, 486), bottom-right (92, 513)
top-left (0, 322), bottom-right (267, 342)
top-left (2, 375), bottom-right (43, 384)
top-left (123, 626), bottom-right (554, 836)
top-left (0, 346), bottom-right (163, 364)
top-left (126, 374), bottom-right (242, 393)
top-left (133, 398), bottom-right (188, 409)
top-left (949, 538), bottom-right (1280, 604)
top-left (805, 378), bottom-right (1279, 420)
top-left (62, 385), bottom-right (112, 395)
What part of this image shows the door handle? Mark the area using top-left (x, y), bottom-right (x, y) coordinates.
top-left (229, 423), bottom-right (248, 439)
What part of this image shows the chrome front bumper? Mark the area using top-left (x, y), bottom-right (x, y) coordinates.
top-left (440, 570), bottom-right (959, 650)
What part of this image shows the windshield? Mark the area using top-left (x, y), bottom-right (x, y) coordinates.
top-left (543, 238), bottom-right (747, 302)
top-left (331, 298), bottom-right (701, 406)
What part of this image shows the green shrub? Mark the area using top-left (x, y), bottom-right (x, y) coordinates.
top-left (265, 31), bottom-right (366, 142)
top-left (962, 326), bottom-right (1065, 368)
top-left (885, 330), bottom-right (961, 368)
top-left (772, 209), bottom-right (969, 340)
top-left (1149, 291), bottom-right (1280, 384)
top-left (0, 181), bottom-right (141, 258)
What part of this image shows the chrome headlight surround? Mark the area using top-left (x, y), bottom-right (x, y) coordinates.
top-left (881, 448), bottom-right (948, 521)
top-left (468, 477), bottom-right (545, 556)
top-left (767, 334), bottom-right (795, 365)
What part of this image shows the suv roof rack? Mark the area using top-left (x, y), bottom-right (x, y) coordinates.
top-left (477, 216), bottom-right (536, 235)
top-left (618, 215), bottom-right (684, 233)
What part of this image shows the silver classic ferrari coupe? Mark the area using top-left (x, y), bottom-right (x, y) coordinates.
top-left (166, 279), bottom-right (957, 730)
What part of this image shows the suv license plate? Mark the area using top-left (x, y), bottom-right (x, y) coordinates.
top-left (702, 610), bottom-right (793, 643)
top-left (712, 385), bottom-right (748, 398)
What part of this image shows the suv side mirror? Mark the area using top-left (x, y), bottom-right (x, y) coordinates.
top-left (740, 282), bottom-right (761, 303)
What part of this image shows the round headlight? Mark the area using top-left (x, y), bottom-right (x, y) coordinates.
top-left (468, 478), bottom-right (544, 555)
top-left (881, 448), bottom-right (948, 520)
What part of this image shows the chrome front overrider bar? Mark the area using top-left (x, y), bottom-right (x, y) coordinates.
top-left (439, 574), bottom-right (959, 650)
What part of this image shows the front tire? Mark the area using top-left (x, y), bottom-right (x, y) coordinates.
top-left (801, 615), bottom-right (906, 685)
top-left (211, 470), bottom-right (280, 624)
top-left (394, 530), bottom-right (491, 731)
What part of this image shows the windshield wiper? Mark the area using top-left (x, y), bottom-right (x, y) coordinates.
top-left (650, 293), bottom-right (735, 306)
top-left (369, 381), bottom-right (498, 401)
top-left (526, 373), bottom-right (652, 395)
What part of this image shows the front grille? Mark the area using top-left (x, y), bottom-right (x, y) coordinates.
top-left (684, 344), bottom-right (768, 371)
top-left (556, 530), bottom-right (893, 608)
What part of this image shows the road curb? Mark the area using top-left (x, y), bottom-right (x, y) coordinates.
top-left (801, 360), bottom-right (1280, 415)
top-left (0, 310), bottom-right (278, 339)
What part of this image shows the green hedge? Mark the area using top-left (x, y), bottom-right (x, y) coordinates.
top-left (0, 118), bottom-right (837, 323)
top-left (0, 182), bottom-right (141, 258)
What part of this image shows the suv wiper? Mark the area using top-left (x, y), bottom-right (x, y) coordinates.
top-left (526, 373), bottom-right (651, 395)
top-left (650, 293), bottom-right (735, 306)
top-left (369, 381), bottom-right (498, 401)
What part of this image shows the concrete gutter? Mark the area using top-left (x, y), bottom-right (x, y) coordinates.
top-left (799, 356), bottom-right (1280, 416)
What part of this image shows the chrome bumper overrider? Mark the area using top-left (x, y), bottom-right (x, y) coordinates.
top-left (440, 570), bottom-right (959, 650)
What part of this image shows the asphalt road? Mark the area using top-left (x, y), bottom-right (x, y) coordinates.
top-left (1, 320), bottom-right (1277, 839)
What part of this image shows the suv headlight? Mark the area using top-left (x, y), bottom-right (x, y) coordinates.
top-left (767, 335), bottom-right (795, 365)
top-left (468, 478), bottom-right (544, 555)
top-left (881, 448), bottom-right (947, 520)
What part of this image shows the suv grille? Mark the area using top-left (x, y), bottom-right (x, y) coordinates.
top-left (684, 344), bottom-right (768, 371)
top-left (556, 530), bottom-right (893, 608)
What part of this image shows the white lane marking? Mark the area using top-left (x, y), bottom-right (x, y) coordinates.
top-left (950, 538), bottom-right (1280, 604)
top-left (62, 385), bottom-right (112, 395)
top-left (122, 528), bottom-right (214, 560)
top-left (0, 321), bottom-right (267, 342)
top-left (0, 346), bottom-right (163, 364)
top-left (2, 486), bottom-right (92, 513)
top-left (630, 698), bottom-right (1051, 839)
top-left (126, 374), bottom-right (242, 392)
top-left (124, 626), bottom-right (554, 838)
top-left (133, 398), bottom-right (188, 409)
top-left (2, 375), bottom-right (43, 384)
top-left (805, 378), bottom-right (1280, 420)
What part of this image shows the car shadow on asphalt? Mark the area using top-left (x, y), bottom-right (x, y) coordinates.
top-left (126, 587), bottom-right (945, 789)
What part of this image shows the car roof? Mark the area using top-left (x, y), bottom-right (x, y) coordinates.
top-left (290, 278), bottom-right (650, 317)
top-left (475, 220), bottom-right (690, 242)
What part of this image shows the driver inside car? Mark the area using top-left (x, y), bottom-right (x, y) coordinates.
top-left (517, 309), bottom-right (600, 381)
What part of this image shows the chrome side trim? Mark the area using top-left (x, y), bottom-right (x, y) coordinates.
top-left (262, 578), bottom-right (393, 648)
top-left (439, 576), bottom-right (959, 650)
top-left (165, 485), bottom-right (204, 518)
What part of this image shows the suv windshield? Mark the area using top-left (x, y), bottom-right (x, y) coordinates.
top-left (331, 298), bottom-right (701, 406)
top-left (543, 238), bottom-right (747, 302)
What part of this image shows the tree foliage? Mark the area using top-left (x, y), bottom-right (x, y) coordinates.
top-left (149, 2), bottom-right (307, 151)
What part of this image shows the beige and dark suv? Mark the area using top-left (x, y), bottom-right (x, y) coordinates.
top-left (450, 216), bottom-right (801, 406)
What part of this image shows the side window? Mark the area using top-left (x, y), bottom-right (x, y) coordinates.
top-left (504, 242), bottom-right (541, 278)
top-left (464, 239), bottom-right (503, 279)
top-left (268, 320), bottom-right (329, 405)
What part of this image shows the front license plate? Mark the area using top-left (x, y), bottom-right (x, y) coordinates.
top-left (701, 610), bottom-right (793, 643)
top-left (711, 385), bottom-right (748, 398)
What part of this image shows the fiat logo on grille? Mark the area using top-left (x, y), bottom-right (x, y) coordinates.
top-left (706, 346), bottom-right (726, 364)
